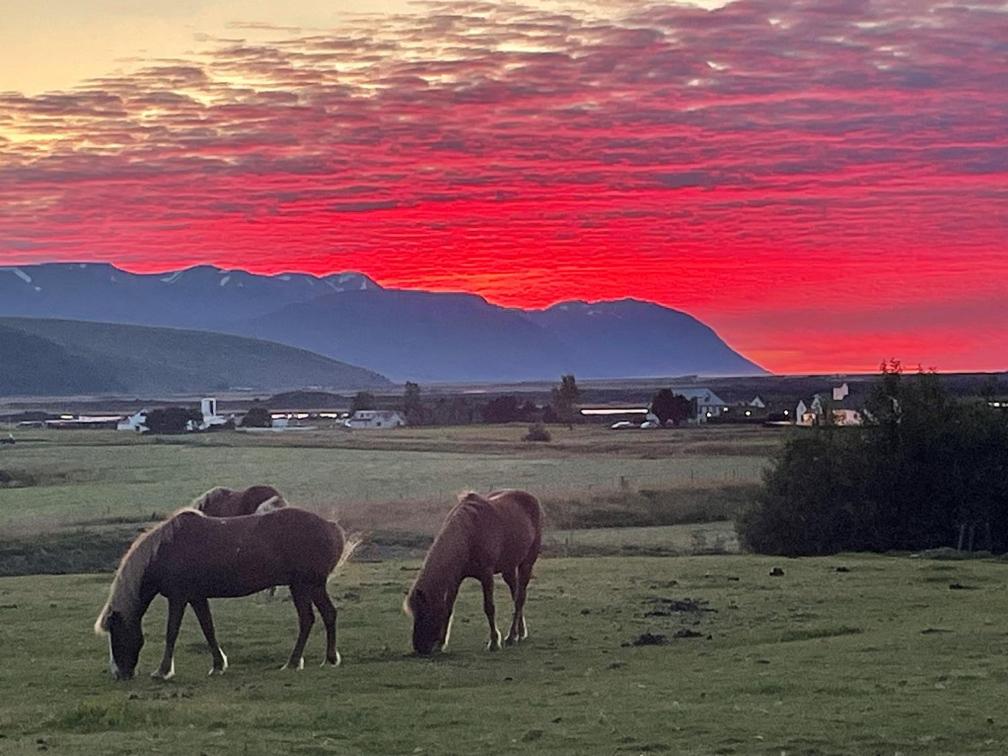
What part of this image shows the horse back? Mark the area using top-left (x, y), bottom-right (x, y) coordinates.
top-left (149, 507), bottom-right (344, 597)
top-left (465, 490), bottom-right (542, 574)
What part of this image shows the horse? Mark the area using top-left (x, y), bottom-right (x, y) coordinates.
top-left (191, 485), bottom-right (289, 598)
top-left (190, 484), bottom-right (287, 517)
top-left (94, 506), bottom-right (356, 680)
top-left (404, 489), bottom-right (542, 655)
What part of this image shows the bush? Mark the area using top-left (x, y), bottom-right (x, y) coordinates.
top-left (241, 406), bottom-right (271, 428)
top-left (523, 423), bottom-right (552, 443)
top-left (144, 406), bottom-right (202, 434)
top-left (737, 366), bottom-right (1008, 555)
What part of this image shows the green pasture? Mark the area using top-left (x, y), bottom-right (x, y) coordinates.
top-left (1, 555), bottom-right (1006, 754)
top-left (0, 426), bottom-right (769, 537)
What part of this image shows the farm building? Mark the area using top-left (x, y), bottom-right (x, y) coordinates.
top-left (344, 409), bottom-right (406, 429)
top-left (672, 388), bottom-right (729, 422)
top-left (797, 385), bottom-right (865, 426)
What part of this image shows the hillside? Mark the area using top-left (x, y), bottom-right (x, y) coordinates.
top-left (0, 263), bottom-right (766, 382)
top-left (0, 318), bottom-right (391, 396)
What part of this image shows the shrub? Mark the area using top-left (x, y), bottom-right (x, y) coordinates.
top-left (241, 406), bottom-right (271, 428)
top-left (144, 406), bottom-right (202, 434)
top-left (737, 365), bottom-right (1008, 555)
top-left (523, 423), bottom-right (552, 443)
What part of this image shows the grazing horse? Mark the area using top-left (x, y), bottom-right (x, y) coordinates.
top-left (190, 484), bottom-right (287, 517)
top-left (94, 507), bottom-right (356, 680)
top-left (405, 489), bottom-right (542, 655)
top-left (191, 485), bottom-right (289, 598)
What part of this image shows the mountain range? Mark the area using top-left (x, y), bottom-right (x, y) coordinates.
top-left (0, 263), bottom-right (765, 383)
top-left (0, 317), bottom-right (389, 396)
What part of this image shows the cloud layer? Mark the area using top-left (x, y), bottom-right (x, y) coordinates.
top-left (1, 0), bottom-right (1006, 372)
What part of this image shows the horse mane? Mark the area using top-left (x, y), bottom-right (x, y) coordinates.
top-left (253, 495), bottom-right (287, 514)
top-left (190, 486), bottom-right (232, 512)
top-left (93, 508), bottom-right (203, 634)
top-left (404, 492), bottom-right (484, 615)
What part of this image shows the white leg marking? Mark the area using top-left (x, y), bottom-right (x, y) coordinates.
top-left (443, 611), bottom-right (455, 649)
top-left (322, 650), bottom-right (342, 667)
top-left (209, 650), bottom-right (228, 676)
top-left (152, 660), bottom-right (175, 680)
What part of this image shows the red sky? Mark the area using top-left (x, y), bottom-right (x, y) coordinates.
top-left (1, 0), bottom-right (1006, 373)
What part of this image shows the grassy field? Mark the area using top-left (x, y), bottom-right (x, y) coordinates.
top-left (0, 425), bottom-right (771, 539)
top-left (2, 554), bottom-right (1007, 754)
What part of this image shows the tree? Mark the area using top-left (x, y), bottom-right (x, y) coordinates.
top-left (403, 382), bottom-right (425, 425)
top-left (737, 365), bottom-right (1008, 555)
top-left (144, 406), bottom-right (202, 434)
top-left (241, 406), bottom-right (271, 428)
top-left (351, 391), bottom-right (376, 413)
top-left (551, 374), bottom-right (580, 425)
top-left (650, 389), bottom-right (693, 426)
top-left (483, 395), bottom-right (521, 423)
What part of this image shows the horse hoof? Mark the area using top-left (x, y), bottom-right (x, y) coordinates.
top-left (281, 658), bottom-right (305, 671)
top-left (321, 652), bottom-right (342, 668)
top-left (486, 641), bottom-right (501, 652)
top-left (208, 667), bottom-right (226, 676)
top-left (151, 667), bottom-right (174, 681)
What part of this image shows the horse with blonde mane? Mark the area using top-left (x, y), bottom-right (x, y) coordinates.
top-left (95, 506), bottom-right (356, 680)
top-left (191, 484), bottom-right (287, 517)
top-left (405, 489), bottom-right (542, 655)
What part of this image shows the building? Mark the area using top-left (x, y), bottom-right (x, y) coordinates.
top-left (117, 411), bottom-right (148, 433)
top-left (797, 385), bottom-right (864, 426)
top-left (669, 388), bottom-right (729, 423)
top-left (344, 410), bottom-right (406, 429)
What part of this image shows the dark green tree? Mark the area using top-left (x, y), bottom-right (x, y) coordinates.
top-left (551, 374), bottom-right (580, 425)
top-left (650, 389), bottom-right (692, 426)
top-left (351, 391), bottom-right (376, 413)
top-left (240, 406), bottom-right (271, 428)
top-left (403, 382), bottom-right (424, 425)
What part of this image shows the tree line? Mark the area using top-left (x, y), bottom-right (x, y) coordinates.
top-left (737, 362), bottom-right (1008, 555)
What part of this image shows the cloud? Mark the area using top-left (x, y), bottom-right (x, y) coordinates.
top-left (0, 0), bottom-right (1006, 371)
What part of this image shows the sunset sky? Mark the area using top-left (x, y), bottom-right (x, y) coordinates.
top-left (1, 0), bottom-right (1005, 373)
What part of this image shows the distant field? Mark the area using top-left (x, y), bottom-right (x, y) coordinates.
top-left (1, 554), bottom-right (1006, 753)
top-left (0, 425), bottom-right (774, 540)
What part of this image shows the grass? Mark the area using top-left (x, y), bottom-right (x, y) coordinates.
top-left (0, 425), bottom-right (769, 537)
top-left (2, 554), bottom-right (1008, 754)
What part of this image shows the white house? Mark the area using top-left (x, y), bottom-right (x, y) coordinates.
top-left (344, 410), bottom-right (406, 429)
top-left (668, 388), bottom-right (729, 423)
top-left (117, 411), bottom-right (148, 433)
top-left (832, 382), bottom-right (850, 401)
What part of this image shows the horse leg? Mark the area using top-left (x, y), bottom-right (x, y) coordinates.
top-left (152, 596), bottom-right (185, 680)
top-left (515, 560), bottom-right (534, 641)
top-left (282, 584), bottom-right (315, 671)
top-left (190, 597), bottom-right (228, 675)
top-left (480, 574), bottom-right (501, 651)
top-left (502, 568), bottom-right (521, 646)
top-left (311, 584), bottom-right (340, 667)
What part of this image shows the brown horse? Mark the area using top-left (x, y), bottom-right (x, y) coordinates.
top-left (95, 506), bottom-right (356, 680)
top-left (404, 490), bottom-right (542, 655)
top-left (191, 484), bottom-right (287, 517)
top-left (191, 485), bottom-right (289, 598)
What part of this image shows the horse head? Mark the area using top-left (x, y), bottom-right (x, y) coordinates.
top-left (103, 610), bottom-right (145, 680)
top-left (405, 587), bottom-right (455, 655)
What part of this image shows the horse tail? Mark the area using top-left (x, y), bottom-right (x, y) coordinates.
top-left (336, 531), bottom-right (364, 572)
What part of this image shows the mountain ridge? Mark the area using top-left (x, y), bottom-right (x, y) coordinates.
top-left (0, 262), bottom-right (766, 382)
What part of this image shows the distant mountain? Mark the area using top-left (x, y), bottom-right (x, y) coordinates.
top-left (0, 317), bottom-right (390, 396)
top-left (0, 263), bottom-right (765, 382)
